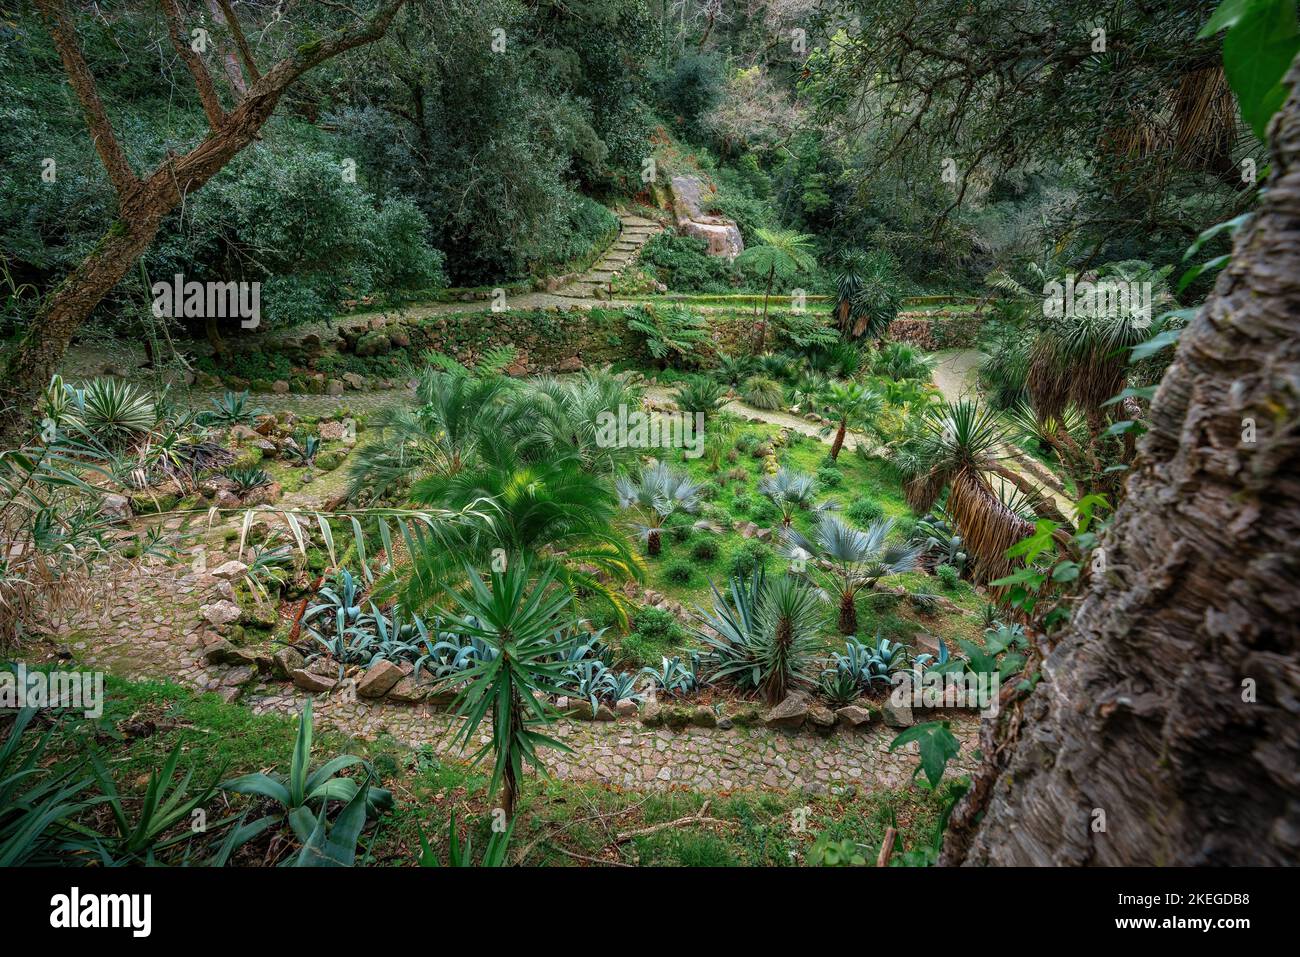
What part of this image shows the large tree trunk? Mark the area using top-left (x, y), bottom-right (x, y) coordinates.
top-left (943, 65), bottom-right (1300, 866)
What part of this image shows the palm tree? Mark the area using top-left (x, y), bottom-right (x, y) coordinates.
top-left (758, 467), bottom-right (821, 527)
top-left (734, 228), bottom-right (817, 351)
top-left (833, 249), bottom-right (901, 342)
top-left (895, 399), bottom-right (1071, 584)
top-left (782, 515), bottom-right (921, 634)
top-left (440, 561), bottom-right (578, 820)
top-left (819, 381), bottom-right (884, 460)
top-left (398, 450), bottom-right (643, 624)
top-left (616, 462), bottom-right (705, 556)
top-left (506, 368), bottom-right (645, 476)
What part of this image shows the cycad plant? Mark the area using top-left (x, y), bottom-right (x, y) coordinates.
top-left (674, 376), bottom-right (728, 423)
top-left (438, 561), bottom-right (579, 819)
top-left (872, 342), bottom-right (935, 381)
top-left (758, 467), bottom-right (819, 527)
top-left (616, 462), bottom-right (704, 556)
top-left (734, 228), bottom-right (818, 351)
top-left (782, 515), bottom-right (921, 634)
top-left (398, 450), bottom-right (643, 624)
top-left (71, 378), bottom-right (155, 446)
top-left (819, 381), bottom-right (885, 460)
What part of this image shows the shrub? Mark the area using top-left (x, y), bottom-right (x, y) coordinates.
top-left (846, 496), bottom-right (885, 526)
top-left (664, 559), bottom-right (694, 585)
top-left (816, 466), bottom-right (843, 488)
top-left (728, 540), bottom-right (772, 578)
top-left (640, 233), bottom-right (734, 293)
top-left (691, 538), bottom-right (719, 562)
top-left (675, 375), bottom-right (728, 421)
top-left (936, 563), bottom-right (961, 590)
top-left (631, 606), bottom-right (684, 645)
top-left (741, 375), bottom-right (785, 410)
top-left (731, 493), bottom-right (753, 515)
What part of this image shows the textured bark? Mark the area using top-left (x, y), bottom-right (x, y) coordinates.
top-left (838, 590), bottom-right (857, 635)
top-left (944, 62), bottom-right (1300, 867)
top-left (0, 0), bottom-right (408, 443)
top-left (830, 420), bottom-right (847, 460)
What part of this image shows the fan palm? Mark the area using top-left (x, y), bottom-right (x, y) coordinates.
top-left (819, 381), bottom-right (885, 460)
top-left (734, 228), bottom-right (817, 351)
top-left (782, 515), bottom-right (921, 634)
top-left (616, 462), bottom-right (705, 556)
top-left (758, 467), bottom-right (820, 527)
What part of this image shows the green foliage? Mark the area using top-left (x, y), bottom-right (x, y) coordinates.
top-left (639, 233), bottom-right (736, 292)
top-left (222, 698), bottom-right (393, 844)
top-left (1200, 0), bottom-right (1300, 140)
top-left (199, 391), bottom-right (264, 427)
top-left (626, 305), bottom-right (711, 367)
top-left (663, 558), bottom-right (695, 585)
top-left (740, 375), bottom-right (785, 410)
top-left (674, 375), bottom-right (728, 421)
top-left (690, 538), bottom-right (719, 562)
top-left (847, 496), bottom-right (885, 527)
top-left (727, 539), bottom-right (773, 578)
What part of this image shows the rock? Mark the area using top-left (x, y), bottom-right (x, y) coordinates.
top-left (326, 378), bottom-right (345, 396)
top-left (196, 371), bottom-right (223, 389)
top-left (229, 424), bottom-right (260, 444)
top-left (318, 420), bottom-right (347, 441)
top-left (357, 660), bottom-right (404, 698)
top-left (211, 560), bottom-right (248, 582)
top-left (355, 331), bottom-right (391, 357)
top-left (716, 716), bottom-right (734, 730)
top-left (807, 703), bottom-right (836, 733)
top-left (556, 355), bottom-right (584, 373)
top-left (342, 372), bottom-right (366, 390)
top-left (202, 640), bottom-right (256, 666)
top-left (594, 703), bottom-right (616, 721)
top-left (737, 521), bottom-right (760, 539)
top-left (271, 646), bottom-right (305, 679)
top-left (315, 449), bottom-right (345, 472)
top-left (615, 698), bottom-right (638, 717)
top-left (291, 669), bottom-right (337, 693)
top-left (244, 481), bottom-right (282, 506)
top-left (764, 691), bottom-right (811, 730)
top-left (690, 705), bottom-right (717, 728)
top-left (882, 697), bottom-right (914, 728)
top-left (238, 601), bottom-right (279, 629)
top-left (387, 327), bottom-right (410, 348)
top-left (200, 600), bottom-right (242, 628)
top-left (669, 174), bottom-right (745, 259)
top-left (730, 704), bottom-right (764, 726)
top-left (101, 493), bottom-right (131, 522)
top-left (221, 665), bottom-right (256, 687)
top-left (214, 489), bottom-right (241, 509)
top-left (386, 677), bottom-right (428, 703)
top-left (640, 698), bottom-right (663, 727)
top-left (663, 705), bottom-right (692, 731)
top-left (835, 704), bottom-right (877, 728)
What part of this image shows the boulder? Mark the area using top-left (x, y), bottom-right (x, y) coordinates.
top-left (291, 669), bottom-right (337, 693)
top-left (355, 331), bottom-right (391, 357)
top-left (315, 450), bottom-right (346, 472)
top-left (214, 489), bottom-right (241, 509)
top-left (326, 379), bottom-right (345, 396)
top-left (669, 175), bottom-right (744, 259)
top-left (386, 677), bottom-right (428, 703)
top-left (271, 379), bottom-right (290, 394)
top-left (882, 697), bottom-right (914, 728)
top-left (356, 660), bottom-right (404, 698)
top-left (640, 698), bottom-right (663, 727)
top-left (244, 481), bottom-right (283, 506)
top-left (202, 640), bottom-right (257, 666)
top-left (764, 691), bottom-right (811, 730)
top-left (807, 703), bottom-right (837, 733)
top-left (271, 646), bottom-right (306, 679)
top-left (200, 600), bottom-right (242, 628)
top-left (210, 560), bottom-right (248, 582)
top-left (318, 421), bottom-right (347, 441)
top-left (556, 355), bottom-right (584, 373)
top-left (101, 493), bottom-right (132, 522)
top-left (835, 704), bottom-right (877, 728)
top-left (342, 372), bottom-right (366, 391)
top-left (690, 705), bottom-right (717, 728)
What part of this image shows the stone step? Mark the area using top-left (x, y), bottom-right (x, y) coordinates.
top-left (620, 215), bottom-right (660, 227)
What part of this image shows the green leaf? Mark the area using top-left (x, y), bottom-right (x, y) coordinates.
top-left (1130, 328), bottom-right (1183, 362)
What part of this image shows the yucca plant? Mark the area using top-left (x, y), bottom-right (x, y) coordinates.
top-left (222, 698), bottom-right (392, 843)
top-left (782, 515), bottom-right (922, 634)
top-left (418, 810), bottom-right (513, 867)
top-left (740, 374), bottom-right (785, 411)
top-left (439, 560), bottom-right (579, 819)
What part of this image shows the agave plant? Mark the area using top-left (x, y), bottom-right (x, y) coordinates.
top-left (200, 390), bottom-right (264, 427)
top-left (286, 435), bottom-right (321, 466)
top-left (638, 655), bottom-right (699, 697)
top-left (71, 378), bottom-right (155, 445)
top-left (224, 465), bottom-right (271, 496)
top-left (782, 515), bottom-right (922, 634)
top-left (758, 467), bottom-right (820, 527)
top-left (222, 698), bottom-right (392, 844)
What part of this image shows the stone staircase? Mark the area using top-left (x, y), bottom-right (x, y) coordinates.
top-left (556, 213), bottom-right (663, 299)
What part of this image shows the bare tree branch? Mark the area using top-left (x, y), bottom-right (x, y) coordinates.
top-left (161, 0), bottom-right (227, 129)
top-left (34, 0), bottom-right (140, 203)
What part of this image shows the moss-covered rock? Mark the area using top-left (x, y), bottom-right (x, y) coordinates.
top-left (315, 449), bottom-right (346, 472)
top-left (129, 491), bottom-right (180, 514)
top-left (355, 331), bottom-right (392, 357)
top-left (231, 445), bottom-right (264, 469)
